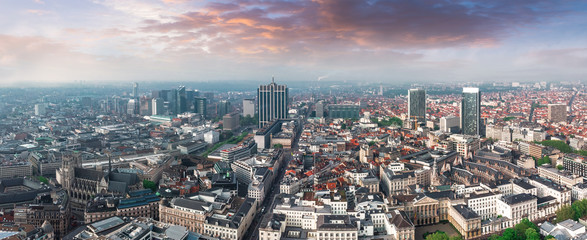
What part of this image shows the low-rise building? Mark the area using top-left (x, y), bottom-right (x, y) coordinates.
top-left (449, 204), bottom-right (481, 239)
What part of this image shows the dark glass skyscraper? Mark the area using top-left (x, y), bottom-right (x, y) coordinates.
top-left (408, 89), bottom-right (426, 123)
top-left (258, 77), bottom-right (288, 128)
top-left (461, 87), bottom-right (481, 136)
top-left (217, 100), bottom-right (231, 117)
top-left (194, 97), bottom-right (207, 118)
top-left (177, 86), bottom-right (186, 114)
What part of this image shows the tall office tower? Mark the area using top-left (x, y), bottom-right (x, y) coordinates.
top-left (127, 99), bottom-right (137, 115)
top-left (315, 100), bottom-right (325, 118)
top-left (177, 86), bottom-right (187, 114)
top-left (194, 97), bottom-right (207, 118)
top-left (243, 99), bottom-right (255, 117)
top-left (440, 116), bottom-right (460, 133)
top-left (408, 89), bottom-right (426, 124)
top-left (152, 98), bottom-right (163, 115)
top-left (548, 104), bottom-right (567, 123)
top-left (132, 82), bottom-right (139, 98)
top-left (139, 97), bottom-right (152, 116)
top-left (186, 90), bottom-right (194, 111)
top-left (258, 77), bottom-right (288, 128)
top-left (379, 84), bottom-right (384, 96)
top-left (461, 87), bottom-right (481, 136)
top-left (217, 100), bottom-right (231, 117)
top-left (167, 89), bottom-right (178, 115)
top-left (34, 103), bottom-right (46, 116)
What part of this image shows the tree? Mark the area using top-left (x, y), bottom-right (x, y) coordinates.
top-left (425, 232), bottom-right (449, 240)
top-left (143, 180), bottom-right (157, 192)
top-left (37, 176), bottom-right (49, 184)
top-left (556, 205), bottom-right (576, 223)
top-left (499, 228), bottom-right (517, 240)
top-left (525, 228), bottom-right (540, 240)
top-left (273, 144), bottom-right (283, 149)
top-left (557, 165), bottom-right (564, 170)
top-left (572, 199), bottom-right (587, 220)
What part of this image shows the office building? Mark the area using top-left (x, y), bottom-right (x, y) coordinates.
top-left (461, 87), bottom-right (481, 136)
top-left (328, 104), bottom-right (360, 119)
top-left (258, 77), bottom-right (288, 128)
top-left (316, 100), bottom-right (325, 118)
top-left (127, 99), bottom-right (137, 115)
top-left (243, 98), bottom-right (255, 117)
top-left (408, 89), bottom-right (426, 123)
top-left (177, 86), bottom-right (187, 114)
top-left (34, 103), bottom-right (46, 116)
top-left (194, 97), bottom-right (207, 118)
top-left (132, 82), bottom-right (138, 98)
top-left (217, 100), bottom-right (231, 117)
top-left (223, 112), bottom-right (240, 131)
top-left (152, 98), bottom-right (164, 115)
top-left (167, 89), bottom-right (178, 115)
top-left (440, 116), bottom-right (460, 133)
top-left (548, 104), bottom-right (567, 123)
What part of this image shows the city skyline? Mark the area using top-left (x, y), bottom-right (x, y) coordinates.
top-left (1, 0), bottom-right (587, 86)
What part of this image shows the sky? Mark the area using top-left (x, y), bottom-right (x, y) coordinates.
top-left (0, 0), bottom-right (586, 86)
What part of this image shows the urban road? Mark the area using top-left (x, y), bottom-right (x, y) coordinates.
top-left (243, 108), bottom-right (308, 240)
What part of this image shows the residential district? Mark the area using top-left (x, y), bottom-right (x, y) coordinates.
top-left (0, 80), bottom-right (585, 240)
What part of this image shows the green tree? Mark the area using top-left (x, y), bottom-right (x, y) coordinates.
top-left (143, 179), bottom-right (157, 192)
top-left (525, 228), bottom-right (540, 240)
top-left (557, 165), bottom-right (564, 170)
top-left (37, 176), bottom-right (49, 184)
top-left (556, 205), bottom-right (576, 223)
top-left (273, 144), bottom-right (283, 149)
top-left (425, 232), bottom-right (449, 240)
top-left (572, 199), bottom-right (587, 220)
top-left (499, 228), bottom-right (517, 240)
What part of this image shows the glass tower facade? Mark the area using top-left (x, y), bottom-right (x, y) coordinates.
top-left (258, 78), bottom-right (288, 128)
top-left (408, 89), bottom-right (426, 123)
top-left (461, 87), bottom-right (481, 136)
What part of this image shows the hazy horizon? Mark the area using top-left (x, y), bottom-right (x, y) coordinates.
top-left (1, 0), bottom-right (586, 86)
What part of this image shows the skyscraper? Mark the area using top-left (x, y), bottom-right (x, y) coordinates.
top-left (408, 89), bottom-right (426, 124)
top-left (167, 89), bottom-right (177, 115)
top-left (548, 104), bottom-right (567, 123)
top-left (258, 77), bottom-right (288, 128)
top-left (132, 82), bottom-right (139, 98)
top-left (217, 100), bottom-right (231, 117)
top-left (194, 97), bottom-right (207, 118)
top-left (242, 99), bottom-right (255, 117)
top-left (177, 86), bottom-right (186, 114)
top-left (315, 100), bottom-right (325, 118)
top-left (152, 98), bottom-right (163, 115)
top-left (461, 87), bottom-right (481, 136)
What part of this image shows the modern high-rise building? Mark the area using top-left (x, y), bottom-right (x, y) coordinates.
top-left (217, 100), bottom-right (231, 117)
top-left (408, 89), bottom-right (426, 123)
top-left (152, 98), bottom-right (164, 115)
top-left (34, 103), bottom-right (46, 116)
top-left (258, 77), bottom-right (288, 128)
top-left (127, 99), bottom-right (138, 115)
top-left (242, 99), bottom-right (255, 117)
top-left (328, 104), bottom-right (360, 119)
top-left (548, 104), bottom-right (567, 123)
top-left (167, 89), bottom-right (178, 115)
top-left (194, 97), bottom-right (207, 118)
top-left (177, 86), bottom-right (187, 114)
top-left (440, 116), bottom-right (460, 133)
top-left (461, 87), bottom-right (481, 136)
top-left (132, 82), bottom-right (138, 99)
top-left (316, 100), bottom-right (325, 118)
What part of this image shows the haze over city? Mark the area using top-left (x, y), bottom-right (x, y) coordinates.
top-left (1, 0), bottom-right (587, 86)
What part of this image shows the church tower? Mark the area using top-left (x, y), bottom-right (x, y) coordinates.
top-left (59, 152), bottom-right (81, 193)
